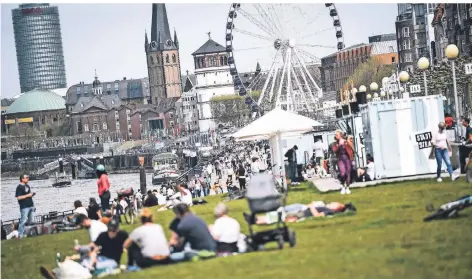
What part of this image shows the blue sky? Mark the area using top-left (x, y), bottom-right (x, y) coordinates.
top-left (1, 3), bottom-right (398, 97)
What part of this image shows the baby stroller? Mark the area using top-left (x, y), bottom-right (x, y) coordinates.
top-left (243, 173), bottom-right (296, 251)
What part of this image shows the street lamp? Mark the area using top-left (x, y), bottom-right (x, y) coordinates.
top-left (399, 71), bottom-right (409, 98)
top-left (366, 93), bottom-right (372, 100)
top-left (417, 57), bottom-right (430, 96)
top-left (445, 44), bottom-right (460, 142)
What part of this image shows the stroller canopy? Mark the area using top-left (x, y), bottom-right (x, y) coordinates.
top-left (246, 173), bottom-right (280, 199)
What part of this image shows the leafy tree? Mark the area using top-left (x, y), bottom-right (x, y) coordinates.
top-left (210, 91), bottom-right (260, 127)
top-left (343, 57), bottom-right (396, 91)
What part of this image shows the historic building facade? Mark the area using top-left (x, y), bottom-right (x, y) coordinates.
top-left (144, 3), bottom-right (182, 105)
top-left (192, 34), bottom-right (234, 132)
top-left (320, 38), bottom-right (398, 102)
top-left (179, 73), bottom-right (199, 134)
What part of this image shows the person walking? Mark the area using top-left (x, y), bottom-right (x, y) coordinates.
top-left (15, 174), bottom-right (35, 239)
top-left (237, 163), bottom-right (246, 190)
top-left (313, 139), bottom-right (325, 167)
top-left (333, 130), bottom-right (354, 195)
top-left (284, 145), bottom-right (299, 185)
top-left (96, 164), bottom-right (111, 211)
top-left (431, 122), bottom-right (455, 182)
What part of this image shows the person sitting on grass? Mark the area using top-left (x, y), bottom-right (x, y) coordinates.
top-left (143, 190), bottom-right (159, 207)
top-left (158, 183), bottom-right (193, 211)
top-left (303, 164), bottom-right (316, 180)
top-left (75, 214), bottom-right (108, 243)
top-left (39, 220), bottom-right (128, 279)
top-left (73, 200), bottom-right (88, 217)
top-left (123, 208), bottom-right (170, 268)
top-left (209, 203), bottom-right (241, 255)
top-left (6, 223), bottom-right (19, 240)
top-left (168, 203), bottom-right (216, 262)
top-left (252, 201), bottom-right (357, 224)
top-left (88, 197), bottom-right (102, 221)
top-left (357, 154), bottom-right (375, 182)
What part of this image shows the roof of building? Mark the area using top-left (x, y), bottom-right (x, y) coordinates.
top-left (71, 94), bottom-right (122, 114)
top-left (66, 77), bottom-right (149, 106)
top-left (371, 40), bottom-right (398, 55)
top-left (192, 39), bottom-right (226, 56)
top-left (6, 89), bottom-right (66, 114)
top-left (181, 74), bottom-right (196, 92)
top-left (150, 4), bottom-right (176, 51)
top-left (322, 43), bottom-right (370, 59)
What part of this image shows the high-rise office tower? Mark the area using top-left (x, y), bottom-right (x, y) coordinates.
top-left (12, 3), bottom-right (67, 93)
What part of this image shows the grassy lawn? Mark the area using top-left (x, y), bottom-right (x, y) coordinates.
top-left (2, 179), bottom-right (471, 279)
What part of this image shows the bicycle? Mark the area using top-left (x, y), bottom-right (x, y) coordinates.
top-left (116, 188), bottom-right (139, 225)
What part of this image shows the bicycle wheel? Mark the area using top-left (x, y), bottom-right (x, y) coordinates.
top-left (123, 207), bottom-right (132, 224)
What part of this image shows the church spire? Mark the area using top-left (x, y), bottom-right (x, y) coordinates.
top-left (144, 30), bottom-right (149, 52)
top-left (174, 29), bottom-right (179, 49)
top-left (150, 3), bottom-right (173, 50)
top-left (255, 61), bottom-right (261, 77)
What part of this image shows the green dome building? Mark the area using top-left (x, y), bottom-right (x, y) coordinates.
top-left (5, 89), bottom-right (66, 135)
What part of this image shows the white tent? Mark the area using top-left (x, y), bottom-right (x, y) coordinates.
top-left (232, 108), bottom-right (323, 189)
top-left (232, 108), bottom-right (323, 141)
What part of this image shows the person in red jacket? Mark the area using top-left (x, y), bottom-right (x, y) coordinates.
top-left (96, 164), bottom-right (111, 211)
top-left (444, 113), bottom-right (454, 129)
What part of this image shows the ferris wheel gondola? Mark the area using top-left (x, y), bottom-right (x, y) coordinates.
top-left (225, 3), bottom-right (345, 117)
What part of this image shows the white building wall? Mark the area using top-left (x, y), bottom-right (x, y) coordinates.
top-left (195, 66), bottom-right (235, 132)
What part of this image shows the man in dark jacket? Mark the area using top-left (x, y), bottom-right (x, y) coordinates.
top-left (285, 145), bottom-right (298, 185)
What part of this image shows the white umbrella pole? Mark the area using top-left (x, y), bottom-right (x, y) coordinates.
top-left (277, 133), bottom-right (287, 191)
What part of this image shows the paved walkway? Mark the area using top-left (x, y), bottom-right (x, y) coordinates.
top-left (312, 173), bottom-right (464, 193)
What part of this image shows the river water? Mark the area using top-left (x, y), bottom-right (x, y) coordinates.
top-left (1, 173), bottom-right (154, 221)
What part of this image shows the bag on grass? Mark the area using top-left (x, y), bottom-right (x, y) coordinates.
top-left (53, 259), bottom-right (92, 279)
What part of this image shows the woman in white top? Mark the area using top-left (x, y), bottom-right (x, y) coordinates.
top-left (431, 122), bottom-right (454, 182)
top-left (209, 203), bottom-right (241, 254)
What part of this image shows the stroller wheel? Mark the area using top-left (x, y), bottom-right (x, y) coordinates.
top-left (277, 237), bottom-right (284, 250)
top-left (288, 230), bottom-right (296, 248)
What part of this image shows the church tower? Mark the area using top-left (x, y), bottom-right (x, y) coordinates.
top-left (145, 3), bottom-right (182, 105)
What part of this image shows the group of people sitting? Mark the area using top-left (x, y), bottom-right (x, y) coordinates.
top-left (40, 201), bottom-right (244, 279)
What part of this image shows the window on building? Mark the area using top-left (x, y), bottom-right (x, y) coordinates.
top-left (76, 86), bottom-right (81, 96)
top-left (114, 82), bottom-right (119, 93)
top-left (81, 103), bottom-right (84, 108)
top-left (402, 27), bottom-right (410, 38)
top-left (83, 85), bottom-right (89, 96)
top-left (106, 84), bottom-right (111, 94)
top-left (201, 57), bottom-right (206, 67)
top-left (224, 56), bottom-right (228, 65)
top-left (77, 121), bottom-right (82, 133)
top-left (402, 40), bottom-right (411, 50)
top-left (220, 56), bottom-right (224, 66)
top-left (172, 54), bottom-right (176, 63)
top-left (150, 56), bottom-right (154, 64)
top-left (404, 52), bottom-right (413, 62)
top-left (84, 124), bottom-right (89, 132)
top-left (166, 54), bottom-right (170, 63)
top-left (103, 122), bottom-right (107, 130)
top-left (197, 58), bottom-right (201, 68)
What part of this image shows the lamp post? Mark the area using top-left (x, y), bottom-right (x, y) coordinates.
top-left (417, 57), bottom-right (430, 96)
top-left (445, 44), bottom-right (460, 142)
top-left (370, 82), bottom-right (379, 102)
top-left (399, 71), bottom-right (410, 98)
top-left (359, 85), bottom-right (367, 104)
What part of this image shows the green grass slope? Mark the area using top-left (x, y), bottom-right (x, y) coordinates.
top-left (2, 180), bottom-right (471, 279)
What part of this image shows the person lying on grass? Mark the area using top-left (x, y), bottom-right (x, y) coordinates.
top-left (123, 208), bottom-right (171, 269)
top-left (253, 201), bottom-right (357, 224)
top-left (168, 203), bottom-right (217, 262)
top-left (208, 203), bottom-right (241, 255)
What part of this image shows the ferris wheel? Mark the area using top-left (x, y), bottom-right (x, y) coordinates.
top-left (225, 3), bottom-right (345, 116)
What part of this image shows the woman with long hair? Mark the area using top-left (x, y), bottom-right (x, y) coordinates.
top-left (431, 122), bottom-right (454, 182)
top-left (332, 130), bottom-right (354, 194)
top-left (96, 164), bottom-right (111, 211)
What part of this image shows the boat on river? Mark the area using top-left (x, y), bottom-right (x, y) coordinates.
top-left (52, 172), bottom-right (72, 188)
top-left (29, 173), bottom-right (49, 181)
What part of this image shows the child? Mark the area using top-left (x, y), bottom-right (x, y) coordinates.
top-left (213, 181), bottom-right (222, 195)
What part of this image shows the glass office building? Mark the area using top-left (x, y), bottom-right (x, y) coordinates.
top-left (12, 3), bottom-right (67, 93)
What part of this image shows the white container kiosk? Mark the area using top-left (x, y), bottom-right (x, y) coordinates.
top-left (360, 95), bottom-right (445, 179)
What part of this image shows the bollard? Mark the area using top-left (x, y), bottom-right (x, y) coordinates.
top-left (139, 156), bottom-right (146, 195)
top-left (71, 164), bottom-right (76, 179)
top-left (59, 158), bottom-right (64, 173)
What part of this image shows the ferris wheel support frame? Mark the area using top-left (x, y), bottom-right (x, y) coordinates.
top-left (225, 3), bottom-right (345, 117)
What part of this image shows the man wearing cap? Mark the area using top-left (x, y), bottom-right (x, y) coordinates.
top-left (91, 220), bottom-right (128, 265)
top-left (123, 208), bottom-right (170, 268)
